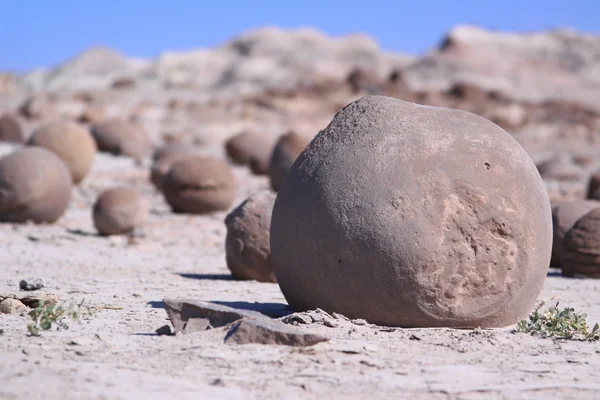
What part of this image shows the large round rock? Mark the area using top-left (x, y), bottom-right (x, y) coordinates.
top-left (271, 95), bottom-right (552, 328)
top-left (28, 121), bottom-right (97, 184)
top-left (561, 208), bottom-right (600, 278)
top-left (551, 200), bottom-right (600, 270)
top-left (225, 190), bottom-right (277, 283)
top-left (162, 157), bottom-right (236, 214)
top-left (0, 147), bottom-right (72, 223)
top-left (93, 187), bottom-right (148, 236)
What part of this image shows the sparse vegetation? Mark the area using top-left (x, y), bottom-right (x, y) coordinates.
top-left (516, 301), bottom-right (599, 341)
top-left (27, 300), bottom-right (94, 336)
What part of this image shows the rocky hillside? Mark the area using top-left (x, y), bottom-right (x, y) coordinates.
top-left (0, 24), bottom-right (599, 206)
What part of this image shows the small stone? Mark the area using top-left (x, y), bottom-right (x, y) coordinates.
top-left (281, 313), bottom-right (312, 325)
top-left (224, 318), bottom-right (328, 347)
top-left (0, 298), bottom-right (27, 314)
top-left (19, 278), bottom-right (45, 291)
top-left (155, 325), bottom-right (173, 336)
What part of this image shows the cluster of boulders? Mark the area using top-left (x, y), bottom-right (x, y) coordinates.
top-left (0, 115), bottom-right (151, 236)
top-left (2, 25), bottom-right (599, 335)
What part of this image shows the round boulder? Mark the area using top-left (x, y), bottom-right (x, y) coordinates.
top-left (562, 208), bottom-right (600, 278)
top-left (268, 131), bottom-right (311, 192)
top-left (225, 190), bottom-right (277, 283)
top-left (150, 144), bottom-right (197, 191)
top-left (93, 187), bottom-right (148, 236)
top-left (271, 95), bottom-right (552, 328)
top-left (0, 298), bottom-right (26, 314)
top-left (225, 131), bottom-right (275, 175)
top-left (0, 114), bottom-right (25, 143)
top-left (0, 147), bottom-right (72, 223)
top-left (551, 200), bottom-right (600, 270)
top-left (90, 119), bottom-right (154, 159)
top-left (162, 157), bottom-right (236, 214)
top-left (28, 121), bottom-right (97, 184)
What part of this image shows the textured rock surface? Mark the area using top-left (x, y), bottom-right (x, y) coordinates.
top-left (225, 190), bottom-right (276, 282)
top-left (162, 157), bottom-right (236, 214)
top-left (28, 121), bottom-right (97, 184)
top-left (561, 208), bottom-right (600, 278)
top-left (0, 147), bottom-right (72, 223)
top-left (272, 96), bottom-right (552, 328)
top-left (224, 318), bottom-right (328, 346)
top-left (551, 200), bottom-right (600, 270)
top-left (0, 114), bottom-right (24, 143)
top-left (91, 119), bottom-right (154, 159)
top-left (163, 298), bottom-right (268, 333)
top-left (93, 187), bottom-right (148, 235)
top-left (269, 131), bottom-right (311, 192)
top-left (0, 298), bottom-right (27, 314)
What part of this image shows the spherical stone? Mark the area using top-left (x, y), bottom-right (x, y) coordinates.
top-left (536, 154), bottom-right (585, 182)
top-left (28, 121), bottom-right (97, 184)
top-left (225, 131), bottom-right (275, 175)
top-left (93, 187), bottom-right (148, 236)
top-left (0, 298), bottom-right (26, 314)
top-left (150, 144), bottom-right (198, 191)
top-left (0, 114), bottom-right (25, 143)
top-left (77, 105), bottom-right (106, 124)
top-left (271, 95), bottom-right (552, 328)
top-left (562, 208), bottom-right (600, 278)
top-left (162, 157), bottom-right (236, 214)
top-left (551, 200), bottom-right (600, 270)
top-left (268, 131), bottom-right (311, 192)
top-left (90, 119), bottom-right (154, 159)
top-left (225, 190), bottom-right (277, 283)
top-left (587, 170), bottom-right (600, 200)
top-left (0, 147), bottom-right (72, 224)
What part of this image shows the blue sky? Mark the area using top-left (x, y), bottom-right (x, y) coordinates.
top-left (1, 0), bottom-right (597, 72)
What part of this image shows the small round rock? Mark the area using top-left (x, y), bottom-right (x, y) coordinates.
top-left (225, 190), bottom-right (277, 283)
top-left (0, 114), bottom-right (25, 143)
top-left (551, 200), bottom-right (600, 270)
top-left (91, 119), bottom-right (154, 159)
top-left (28, 121), bottom-right (97, 184)
top-left (93, 187), bottom-right (149, 236)
top-left (0, 298), bottom-right (27, 314)
top-left (561, 208), bottom-right (600, 278)
top-left (162, 157), bottom-right (236, 214)
top-left (150, 144), bottom-right (197, 191)
top-left (271, 95), bottom-right (552, 328)
top-left (268, 131), bottom-right (311, 192)
top-left (0, 147), bottom-right (72, 223)
top-left (225, 131), bottom-right (275, 174)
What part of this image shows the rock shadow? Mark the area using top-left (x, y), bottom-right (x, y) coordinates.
top-left (211, 300), bottom-right (292, 318)
top-left (176, 273), bottom-right (233, 281)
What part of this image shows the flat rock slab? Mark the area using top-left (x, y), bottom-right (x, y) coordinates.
top-left (224, 318), bottom-right (329, 347)
top-left (163, 298), bottom-right (268, 333)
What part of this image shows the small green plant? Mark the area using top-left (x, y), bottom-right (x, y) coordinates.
top-left (27, 300), bottom-right (94, 336)
top-left (516, 301), bottom-right (599, 341)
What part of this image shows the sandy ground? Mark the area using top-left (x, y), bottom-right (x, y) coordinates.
top-left (0, 143), bottom-right (600, 400)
